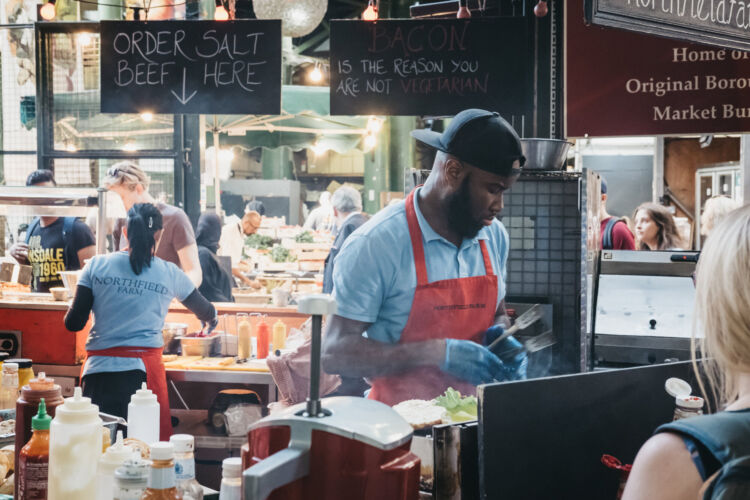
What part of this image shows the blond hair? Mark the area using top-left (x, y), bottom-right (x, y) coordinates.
top-left (692, 204), bottom-right (750, 410)
top-left (103, 161), bottom-right (150, 190)
top-left (701, 195), bottom-right (740, 236)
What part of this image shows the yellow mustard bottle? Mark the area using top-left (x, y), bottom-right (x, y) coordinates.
top-left (272, 320), bottom-right (287, 352)
top-left (237, 315), bottom-right (252, 360)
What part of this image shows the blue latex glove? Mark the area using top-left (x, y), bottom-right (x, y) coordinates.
top-left (441, 339), bottom-right (506, 386)
top-left (482, 325), bottom-right (528, 381)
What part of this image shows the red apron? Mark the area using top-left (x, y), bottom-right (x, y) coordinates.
top-left (368, 190), bottom-right (499, 406)
top-left (83, 346), bottom-right (172, 441)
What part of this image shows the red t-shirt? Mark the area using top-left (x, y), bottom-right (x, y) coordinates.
top-left (600, 217), bottom-right (635, 250)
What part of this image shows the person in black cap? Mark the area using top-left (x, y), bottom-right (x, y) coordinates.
top-left (322, 109), bottom-right (527, 404)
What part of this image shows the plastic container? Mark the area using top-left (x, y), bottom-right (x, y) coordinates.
top-left (170, 434), bottom-right (203, 500)
top-left (7, 358), bottom-right (34, 389)
top-left (142, 442), bottom-right (181, 500)
top-left (256, 319), bottom-right (270, 360)
top-left (48, 387), bottom-right (103, 500)
top-left (96, 431), bottom-right (135, 500)
top-left (113, 459), bottom-right (149, 500)
top-left (15, 371), bottom-right (64, 498)
top-left (127, 382), bottom-right (159, 444)
top-left (18, 398), bottom-right (52, 500)
top-left (0, 363), bottom-right (19, 410)
top-left (219, 457), bottom-right (242, 500)
top-left (272, 320), bottom-right (287, 351)
top-left (665, 377), bottom-right (704, 421)
top-left (237, 313), bottom-right (252, 360)
top-left (179, 335), bottom-right (216, 357)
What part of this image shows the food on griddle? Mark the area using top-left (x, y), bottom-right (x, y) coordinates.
top-left (434, 388), bottom-right (478, 423)
top-left (392, 400), bottom-right (447, 430)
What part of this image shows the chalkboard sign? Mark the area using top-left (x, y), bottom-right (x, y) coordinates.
top-left (586, 0), bottom-right (750, 52)
top-left (100, 20), bottom-right (281, 115)
top-left (330, 18), bottom-right (527, 116)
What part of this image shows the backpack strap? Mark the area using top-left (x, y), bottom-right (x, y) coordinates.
top-left (602, 217), bottom-right (621, 250)
top-left (25, 217), bottom-right (41, 244)
top-left (61, 217), bottom-right (80, 270)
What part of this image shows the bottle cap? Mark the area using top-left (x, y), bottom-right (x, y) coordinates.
top-left (28, 372), bottom-right (55, 391)
top-left (222, 457), bottom-right (242, 478)
top-left (6, 358), bottom-right (32, 369)
top-left (665, 377), bottom-right (692, 398)
top-left (2, 363), bottom-right (18, 373)
top-left (60, 386), bottom-right (99, 413)
top-left (150, 442), bottom-right (174, 461)
top-left (130, 382), bottom-right (158, 405)
top-left (115, 459), bottom-right (149, 483)
top-left (31, 398), bottom-right (52, 431)
top-left (676, 395), bottom-right (705, 409)
top-left (169, 434), bottom-right (194, 453)
top-left (101, 430), bottom-right (135, 465)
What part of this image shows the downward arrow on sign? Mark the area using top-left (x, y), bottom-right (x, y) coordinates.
top-left (171, 68), bottom-right (197, 105)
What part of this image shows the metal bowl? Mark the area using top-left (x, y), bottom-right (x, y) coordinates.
top-left (162, 322), bottom-right (188, 354)
top-left (521, 139), bottom-right (573, 171)
top-left (178, 335), bottom-right (217, 357)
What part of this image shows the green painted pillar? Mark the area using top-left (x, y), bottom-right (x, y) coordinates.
top-left (262, 147), bottom-right (293, 180)
top-left (97, 0), bottom-right (123, 20)
top-left (388, 116), bottom-right (415, 193)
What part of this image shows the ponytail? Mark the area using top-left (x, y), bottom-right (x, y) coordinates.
top-left (126, 203), bottom-right (163, 275)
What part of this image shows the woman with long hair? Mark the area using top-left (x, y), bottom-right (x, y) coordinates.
top-left (633, 202), bottom-right (684, 250)
top-left (622, 205), bottom-right (750, 499)
top-left (64, 203), bottom-right (217, 440)
top-left (701, 195), bottom-right (740, 237)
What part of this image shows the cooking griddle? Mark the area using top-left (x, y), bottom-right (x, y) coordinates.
top-left (478, 361), bottom-right (705, 500)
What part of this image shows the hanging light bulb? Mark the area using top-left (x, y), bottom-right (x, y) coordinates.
top-left (309, 63), bottom-right (323, 83)
top-left (77, 32), bottom-right (93, 46)
top-left (40, 0), bottom-right (56, 20)
top-left (311, 140), bottom-right (326, 157)
top-left (363, 133), bottom-right (377, 151)
top-left (534, 0), bottom-right (548, 17)
top-left (362, 0), bottom-right (378, 21)
top-left (214, 0), bottom-right (230, 20)
top-left (456, 0), bottom-right (471, 18)
top-left (140, 112), bottom-right (154, 122)
top-left (366, 116), bottom-right (384, 134)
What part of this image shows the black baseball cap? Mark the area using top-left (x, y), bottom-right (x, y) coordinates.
top-left (411, 109), bottom-right (526, 177)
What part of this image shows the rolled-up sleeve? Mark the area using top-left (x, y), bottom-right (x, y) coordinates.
top-left (332, 233), bottom-right (393, 323)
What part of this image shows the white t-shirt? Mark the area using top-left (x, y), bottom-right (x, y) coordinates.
top-left (218, 215), bottom-right (243, 265)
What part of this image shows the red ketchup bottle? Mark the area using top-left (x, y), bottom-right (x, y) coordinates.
top-left (15, 372), bottom-right (63, 499)
top-left (256, 319), bottom-right (270, 360)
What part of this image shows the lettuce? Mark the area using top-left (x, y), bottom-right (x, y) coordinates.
top-left (433, 388), bottom-right (477, 421)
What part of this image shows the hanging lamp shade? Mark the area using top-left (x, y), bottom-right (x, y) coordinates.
top-left (252, 0), bottom-right (327, 38)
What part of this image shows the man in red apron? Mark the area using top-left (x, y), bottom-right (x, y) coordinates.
top-left (322, 109), bottom-right (527, 406)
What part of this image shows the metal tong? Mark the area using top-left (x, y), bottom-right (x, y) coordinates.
top-left (488, 304), bottom-right (545, 352)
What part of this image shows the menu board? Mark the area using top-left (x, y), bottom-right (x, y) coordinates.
top-left (100, 20), bottom-right (282, 115)
top-left (330, 18), bottom-right (527, 116)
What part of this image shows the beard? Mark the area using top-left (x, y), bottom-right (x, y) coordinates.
top-left (446, 175), bottom-right (485, 239)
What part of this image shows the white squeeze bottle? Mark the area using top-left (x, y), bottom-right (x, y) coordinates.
top-left (170, 434), bottom-right (204, 500)
top-left (127, 382), bottom-right (159, 444)
top-left (97, 431), bottom-right (135, 500)
top-left (219, 457), bottom-right (242, 500)
top-left (48, 386), bottom-right (103, 500)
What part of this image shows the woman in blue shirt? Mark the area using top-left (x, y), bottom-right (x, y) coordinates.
top-left (65, 203), bottom-right (217, 440)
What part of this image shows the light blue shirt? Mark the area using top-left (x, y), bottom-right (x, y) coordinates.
top-left (332, 187), bottom-right (509, 344)
top-left (79, 252), bottom-right (195, 376)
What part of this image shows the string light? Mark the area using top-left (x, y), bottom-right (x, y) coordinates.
top-left (214, 0), bottom-right (229, 20)
top-left (456, 0), bottom-right (471, 18)
top-left (140, 112), bottom-right (154, 122)
top-left (366, 116), bottom-right (384, 134)
top-left (311, 140), bottom-right (326, 157)
top-left (77, 32), bottom-right (93, 46)
top-left (363, 133), bottom-right (377, 151)
top-left (534, 0), bottom-right (548, 17)
top-left (362, 0), bottom-right (378, 21)
top-left (40, 0), bottom-right (56, 20)
top-left (309, 62), bottom-right (323, 83)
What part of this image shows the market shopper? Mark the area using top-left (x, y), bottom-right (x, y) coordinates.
top-left (196, 212), bottom-right (234, 303)
top-left (64, 203), bottom-right (217, 440)
top-left (633, 202), bottom-right (684, 251)
top-left (599, 176), bottom-right (635, 250)
top-left (103, 161), bottom-right (203, 287)
top-left (701, 195), bottom-right (740, 238)
top-left (322, 109), bottom-right (527, 405)
top-left (322, 186), bottom-right (369, 294)
top-left (9, 169), bottom-right (96, 292)
top-left (622, 205), bottom-right (750, 500)
top-left (303, 191), bottom-right (334, 232)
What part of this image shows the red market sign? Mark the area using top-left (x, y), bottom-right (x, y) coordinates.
top-left (566, 0), bottom-right (750, 137)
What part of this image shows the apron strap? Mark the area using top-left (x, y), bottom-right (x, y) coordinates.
top-left (405, 190), bottom-right (429, 287)
top-left (479, 240), bottom-right (495, 276)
